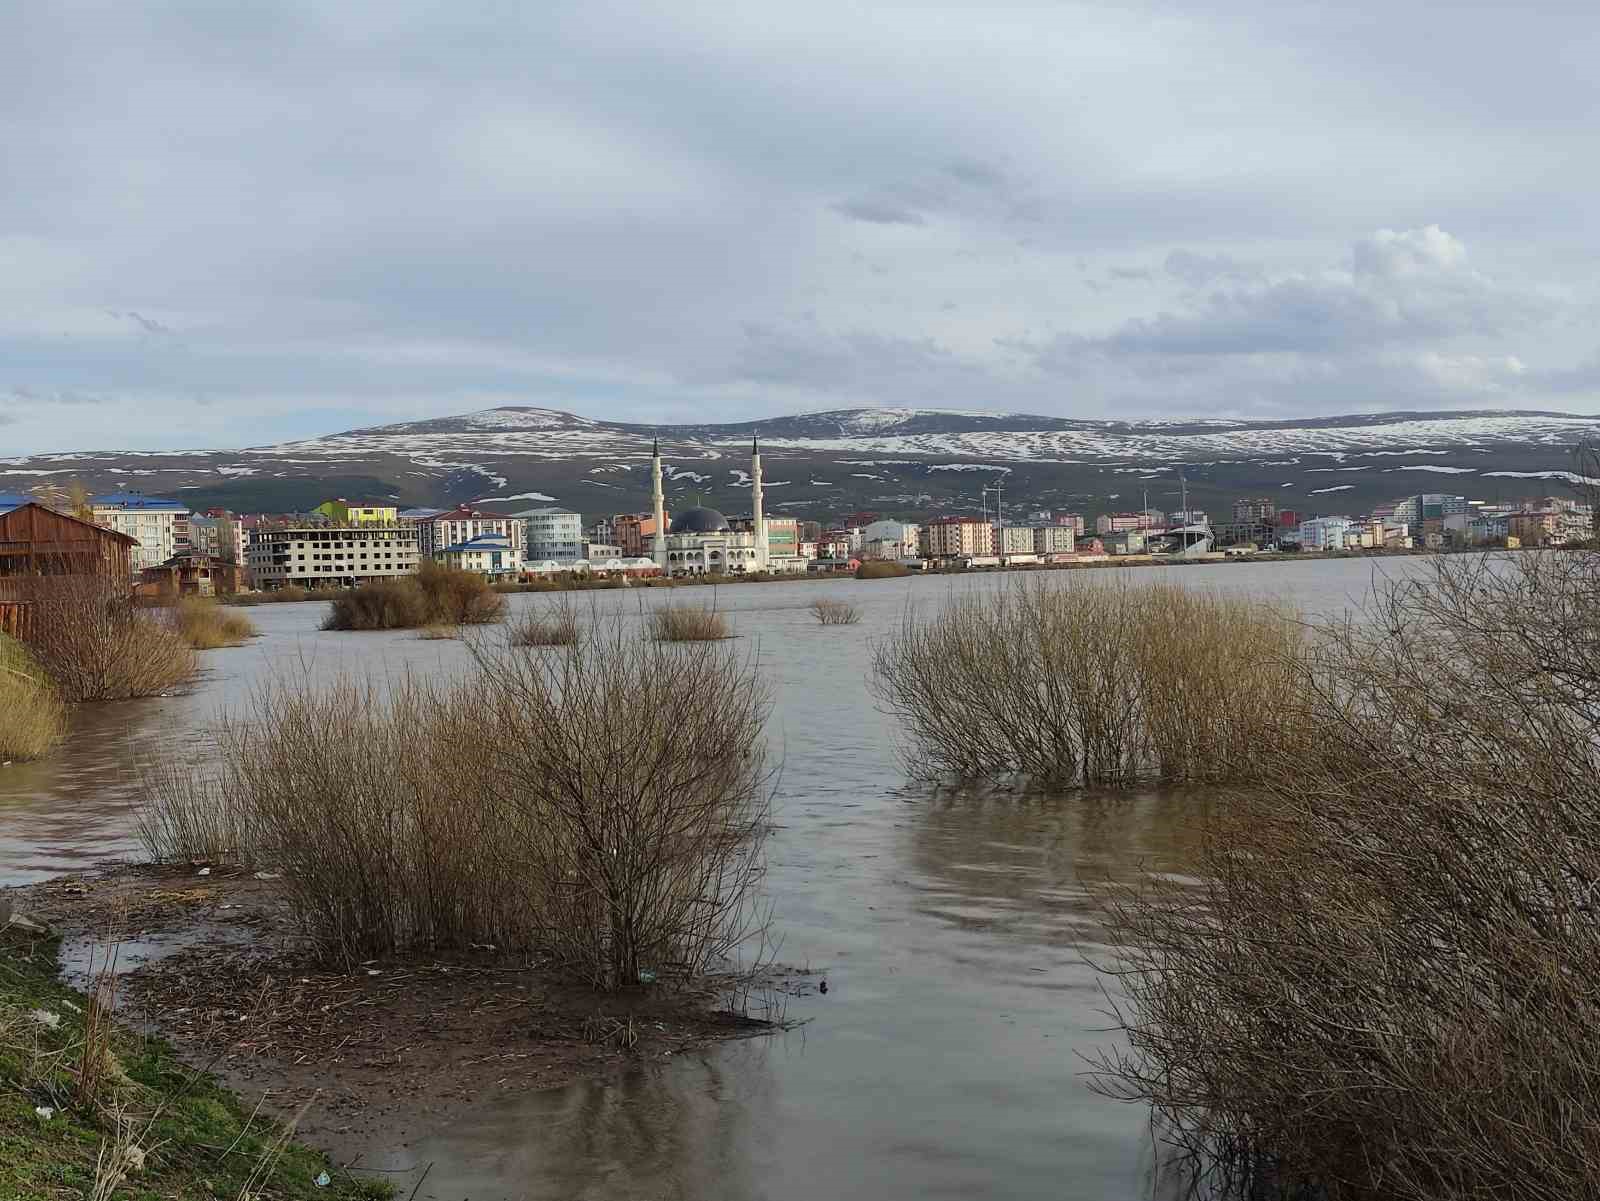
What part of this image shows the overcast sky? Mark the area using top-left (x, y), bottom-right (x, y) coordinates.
top-left (3, 2), bottom-right (1597, 453)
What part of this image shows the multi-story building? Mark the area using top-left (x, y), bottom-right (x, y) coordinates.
top-left (436, 532), bottom-right (522, 579)
top-left (412, 506), bottom-right (525, 559)
top-left (1054, 513), bottom-right (1086, 535)
top-left (188, 512), bottom-right (248, 565)
top-left (1095, 512), bottom-right (1153, 536)
top-left (1233, 497), bottom-right (1277, 523)
top-left (920, 517), bottom-right (994, 559)
top-left (1297, 516), bottom-right (1355, 551)
top-left (1217, 520), bottom-right (1273, 547)
top-left (999, 526), bottom-right (1036, 555)
top-left (515, 507), bottom-right (583, 561)
top-left (612, 512), bottom-right (669, 558)
top-left (1392, 493), bottom-right (1469, 523)
top-left (1169, 509), bottom-right (1210, 527)
top-left (247, 523), bottom-right (419, 589)
top-left (1032, 525), bottom-right (1077, 555)
top-left (91, 492), bottom-right (190, 573)
top-left (313, 498), bottom-right (398, 525)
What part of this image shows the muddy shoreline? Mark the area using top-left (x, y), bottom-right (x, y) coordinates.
top-left (7, 863), bottom-right (791, 1168)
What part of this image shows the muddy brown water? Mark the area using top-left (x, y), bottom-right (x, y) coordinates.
top-left (0, 559), bottom-right (1430, 1199)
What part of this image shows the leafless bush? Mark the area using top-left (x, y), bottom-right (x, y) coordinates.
top-left (137, 621), bottom-right (773, 988)
top-left (870, 577), bottom-right (1302, 787)
top-left (810, 597), bottom-right (861, 626)
top-left (1097, 552), bottom-right (1600, 1201)
top-left (0, 632), bottom-right (67, 760)
top-left (509, 597), bottom-right (580, 646)
top-left (20, 573), bottom-right (197, 702)
top-left (649, 603), bottom-right (730, 642)
top-left (167, 597), bottom-right (256, 649)
top-left (322, 562), bottom-right (506, 631)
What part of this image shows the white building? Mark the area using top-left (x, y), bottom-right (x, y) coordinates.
top-left (1032, 525), bottom-right (1077, 555)
top-left (999, 526), bottom-right (1036, 556)
top-left (410, 506), bottom-right (525, 559)
top-left (518, 507), bottom-right (584, 561)
top-left (436, 532), bottom-right (522, 579)
top-left (91, 493), bottom-right (190, 573)
top-left (247, 524), bottom-right (419, 589)
top-left (650, 438), bottom-right (776, 577)
top-left (1297, 516), bottom-right (1355, 551)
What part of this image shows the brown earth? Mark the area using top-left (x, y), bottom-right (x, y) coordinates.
top-left (6, 863), bottom-right (790, 1163)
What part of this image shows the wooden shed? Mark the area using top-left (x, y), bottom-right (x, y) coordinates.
top-left (0, 502), bottom-right (138, 602)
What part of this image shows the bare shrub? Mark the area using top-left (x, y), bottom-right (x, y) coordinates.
top-left (870, 576), bottom-right (1302, 787)
top-left (856, 561), bottom-right (910, 579)
top-left (1098, 552), bottom-right (1600, 1201)
top-left (509, 598), bottom-right (580, 646)
top-left (649, 603), bottom-right (730, 642)
top-left (137, 622), bottom-right (773, 987)
top-left (323, 563), bottom-right (506, 631)
top-left (168, 597), bottom-right (256, 649)
top-left (809, 597), bottom-right (861, 626)
top-left (0, 632), bottom-right (67, 761)
top-left (20, 574), bottom-right (197, 702)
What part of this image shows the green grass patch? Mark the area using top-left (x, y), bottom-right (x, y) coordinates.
top-left (0, 924), bottom-right (390, 1200)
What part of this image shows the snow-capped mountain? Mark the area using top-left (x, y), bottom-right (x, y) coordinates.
top-left (4, 406), bottom-right (1596, 522)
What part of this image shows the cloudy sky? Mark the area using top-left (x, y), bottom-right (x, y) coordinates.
top-left (3, 2), bottom-right (1597, 453)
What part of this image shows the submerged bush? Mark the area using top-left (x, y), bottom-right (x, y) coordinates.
top-left (855, 561), bottom-right (909, 580)
top-left (137, 620), bottom-right (772, 988)
top-left (649, 603), bottom-right (730, 642)
top-left (169, 597), bottom-right (256, 649)
top-left (322, 562), bottom-right (507, 631)
top-left (0, 633), bottom-right (68, 761)
top-left (809, 597), bottom-right (860, 626)
top-left (509, 598), bottom-right (580, 646)
top-left (20, 574), bottom-right (197, 703)
top-left (1099, 552), bottom-right (1600, 1201)
top-left (869, 576), bottom-right (1303, 788)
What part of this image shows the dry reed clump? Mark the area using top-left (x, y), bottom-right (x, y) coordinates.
top-left (809, 597), bottom-right (861, 626)
top-left (168, 597), bottom-right (257, 649)
top-left (322, 562), bottom-right (507, 631)
top-left (649, 603), bottom-right (731, 642)
top-left (1097, 552), bottom-right (1600, 1201)
top-left (869, 576), bottom-right (1303, 788)
top-left (137, 620), bottom-right (773, 988)
top-left (855, 561), bottom-right (910, 580)
top-left (19, 573), bottom-right (197, 703)
top-left (508, 598), bottom-right (580, 646)
top-left (0, 632), bottom-right (68, 761)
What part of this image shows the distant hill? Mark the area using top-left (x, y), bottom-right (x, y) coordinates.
top-left (3, 406), bottom-right (1596, 524)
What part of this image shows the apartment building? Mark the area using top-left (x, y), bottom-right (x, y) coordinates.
top-left (91, 492), bottom-right (190, 573)
top-left (412, 506), bottom-right (526, 558)
top-left (247, 524), bottom-right (419, 589)
top-left (612, 511), bottom-right (669, 558)
top-left (1094, 512), bottom-right (1157, 536)
top-left (314, 498), bottom-right (399, 525)
top-left (515, 507), bottom-right (582, 561)
top-left (1297, 516), bottom-right (1355, 551)
top-left (999, 526), bottom-right (1036, 555)
top-left (1032, 525), bottom-right (1077, 554)
top-left (436, 532), bottom-right (522, 578)
top-left (920, 516), bottom-right (994, 558)
top-left (1233, 497), bottom-right (1277, 522)
top-left (189, 513), bottom-right (248, 564)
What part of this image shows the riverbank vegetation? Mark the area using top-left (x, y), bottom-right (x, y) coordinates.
top-left (855, 561), bottom-right (910, 579)
top-left (0, 634), bottom-right (67, 761)
top-left (0, 921), bottom-right (386, 1199)
top-left (509, 598), bottom-right (580, 646)
top-left (136, 619), bottom-right (772, 990)
top-left (20, 574), bottom-right (197, 703)
top-left (1098, 552), bottom-right (1600, 1201)
top-left (870, 577), bottom-right (1303, 787)
top-left (322, 562), bottom-right (505, 631)
top-left (167, 596), bottom-right (257, 649)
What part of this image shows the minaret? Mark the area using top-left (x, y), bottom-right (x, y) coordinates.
top-left (751, 435), bottom-right (768, 569)
top-left (651, 438), bottom-right (667, 571)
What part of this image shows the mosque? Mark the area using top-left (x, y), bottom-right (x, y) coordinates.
top-left (651, 438), bottom-right (776, 576)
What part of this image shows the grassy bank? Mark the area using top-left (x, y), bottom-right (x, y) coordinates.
top-left (0, 634), bottom-right (68, 762)
top-left (0, 920), bottom-right (387, 1200)
top-left (323, 562), bottom-right (505, 631)
top-left (168, 597), bottom-right (257, 649)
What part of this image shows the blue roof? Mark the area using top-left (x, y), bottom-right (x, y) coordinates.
top-left (440, 533), bottom-right (514, 553)
top-left (0, 493), bottom-right (29, 516)
top-left (91, 492), bottom-right (188, 511)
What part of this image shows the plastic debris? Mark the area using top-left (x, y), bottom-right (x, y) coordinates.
top-left (253, 871), bottom-right (282, 880)
top-left (638, 969), bottom-right (658, 984)
top-left (28, 1008), bottom-right (60, 1029)
top-left (196, 867), bottom-right (211, 877)
top-left (314, 1171), bottom-right (331, 1188)
top-left (34, 1106), bottom-right (54, 1121)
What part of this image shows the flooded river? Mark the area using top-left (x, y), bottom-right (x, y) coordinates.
top-left (0, 557), bottom-right (1427, 1199)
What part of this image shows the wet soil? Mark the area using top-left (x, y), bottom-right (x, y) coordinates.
top-left (6, 863), bottom-right (783, 1162)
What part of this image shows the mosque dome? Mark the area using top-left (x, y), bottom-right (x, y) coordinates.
top-left (670, 507), bottom-right (732, 535)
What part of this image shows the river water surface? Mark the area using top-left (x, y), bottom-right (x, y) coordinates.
top-left (0, 558), bottom-right (1426, 1200)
